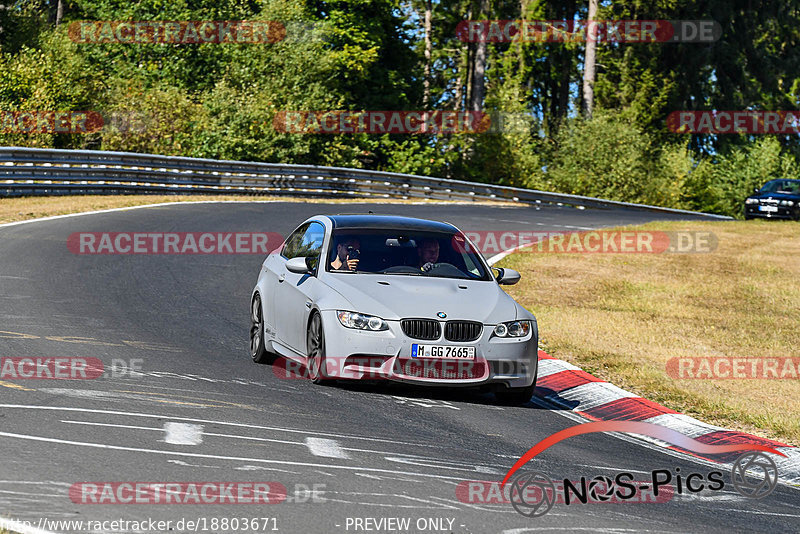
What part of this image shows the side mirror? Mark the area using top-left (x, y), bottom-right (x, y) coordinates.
top-left (753, 187), bottom-right (760, 193)
top-left (286, 256), bottom-right (313, 274)
top-left (494, 267), bottom-right (521, 285)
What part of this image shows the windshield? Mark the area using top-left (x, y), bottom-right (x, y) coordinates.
top-left (326, 229), bottom-right (492, 281)
top-left (760, 180), bottom-right (800, 194)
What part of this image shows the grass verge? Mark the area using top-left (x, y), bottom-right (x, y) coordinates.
top-left (499, 220), bottom-right (800, 446)
top-left (0, 194), bottom-right (515, 225)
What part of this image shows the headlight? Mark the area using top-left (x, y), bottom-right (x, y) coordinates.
top-left (337, 311), bottom-right (388, 331)
top-left (780, 200), bottom-right (795, 206)
top-left (745, 198), bottom-right (758, 205)
top-left (493, 320), bottom-right (531, 338)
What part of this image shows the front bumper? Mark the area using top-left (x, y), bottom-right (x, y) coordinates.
top-left (318, 311), bottom-right (537, 388)
top-left (745, 204), bottom-right (799, 219)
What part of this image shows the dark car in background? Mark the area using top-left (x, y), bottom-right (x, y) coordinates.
top-left (744, 179), bottom-right (800, 220)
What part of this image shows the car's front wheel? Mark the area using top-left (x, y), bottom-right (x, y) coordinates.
top-left (306, 312), bottom-right (330, 385)
top-left (495, 382), bottom-right (536, 406)
top-left (250, 294), bottom-right (276, 364)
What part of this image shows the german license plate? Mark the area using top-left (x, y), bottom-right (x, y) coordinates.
top-left (411, 344), bottom-right (475, 360)
top-left (759, 205), bottom-right (778, 212)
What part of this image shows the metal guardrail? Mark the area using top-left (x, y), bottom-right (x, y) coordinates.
top-left (0, 147), bottom-right (730, 218)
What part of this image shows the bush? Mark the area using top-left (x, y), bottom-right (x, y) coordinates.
top-left (544, 115), bottom-right (800, 217)
top-left (546, 112), bottom-right (681, 206)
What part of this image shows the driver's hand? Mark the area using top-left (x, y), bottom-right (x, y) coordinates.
top-left (421, 262), bottom-right (435, 272)
top-left (346, 258), bottom-right (359, 271)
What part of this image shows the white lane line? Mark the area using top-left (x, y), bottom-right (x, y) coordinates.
top-left (487, 235), bottom-right (546, 264)
top-left (0, 404), bottom-right (434, 447)
top-left (557, 225), bottom-right (594, 230)
top-left (67, 419), bottom-right (506, 474)
top-left (713, 509), bottom-right (800, 518)
top-left (162, 422), bottom-right (203, 445)
top-left (0, 431), bottom-right (471, 482)
top-left (485, 225), bottom-right (599, 264)
top-left (0, 481), bottom-right (71, 487)
top-left (0, 489), bottom-right (62, 497)
top-left (59, 420), bottom-right (442, 457)
top-left (0, 201), bottom-right (285, 230)
top-left (503, 529), bottom-right (645, 533)
top-left (496, 219), bottom-right (532, 224)
top-left (385, 456), bottom-right (504, 475)
top-left (304, 437), bottom-right (351, 459)
top-left (62, 420), bottom-right (172, 432)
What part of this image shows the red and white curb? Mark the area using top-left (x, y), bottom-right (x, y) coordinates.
top-left (533, 350), bottom-right (800, 485)
top-left (487, 239), bottom-right (799, 486)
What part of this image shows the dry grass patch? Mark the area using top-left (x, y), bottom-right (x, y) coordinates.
top-left (500, 220), bottom-right (800, 445)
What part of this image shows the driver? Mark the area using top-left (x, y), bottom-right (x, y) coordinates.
top-left (331, 237), bottom-right (361, 271)
top-left (417, 238), bottom-right (439, 272)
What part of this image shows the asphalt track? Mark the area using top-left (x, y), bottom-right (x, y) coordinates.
top-left (0, 201), bottom-right (797, 534)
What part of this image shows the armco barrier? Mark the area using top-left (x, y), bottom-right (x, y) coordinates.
top-left (0, 147), bottom-right (730, 218)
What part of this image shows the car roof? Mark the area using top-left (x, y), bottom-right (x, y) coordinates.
top-left (325, 214), bottom-right (458, 233)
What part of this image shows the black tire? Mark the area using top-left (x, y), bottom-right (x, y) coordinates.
top-left (306, 312), bottom-right (331, 385)
top-left (495, 382), bottom-right (536, 406)
top-left (250, 294), bottom-right (276, 364)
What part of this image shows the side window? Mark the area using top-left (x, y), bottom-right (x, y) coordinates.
top-left (297, 222), bottom-right (325, 270)
top-left (283, 222), bottom-right (325, 270)
top-left (282, 223), bottom-right (310, 259)
top-left (462, 250), bottom-right (481, 277)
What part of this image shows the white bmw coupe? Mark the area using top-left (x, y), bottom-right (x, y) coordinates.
top-left (250, 214), bottom-right (538, 404)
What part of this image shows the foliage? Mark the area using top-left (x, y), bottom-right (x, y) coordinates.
top-left (0, 0), bottom-right (798, 217)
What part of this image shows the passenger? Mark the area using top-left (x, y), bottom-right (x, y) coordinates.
top-left (331, 238), bottom-right (361, 271)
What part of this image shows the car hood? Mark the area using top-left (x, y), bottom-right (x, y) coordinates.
top-left (748, 192), bottom-right (800, 201)
top-left (321, 273), bottom-right (519, 323)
